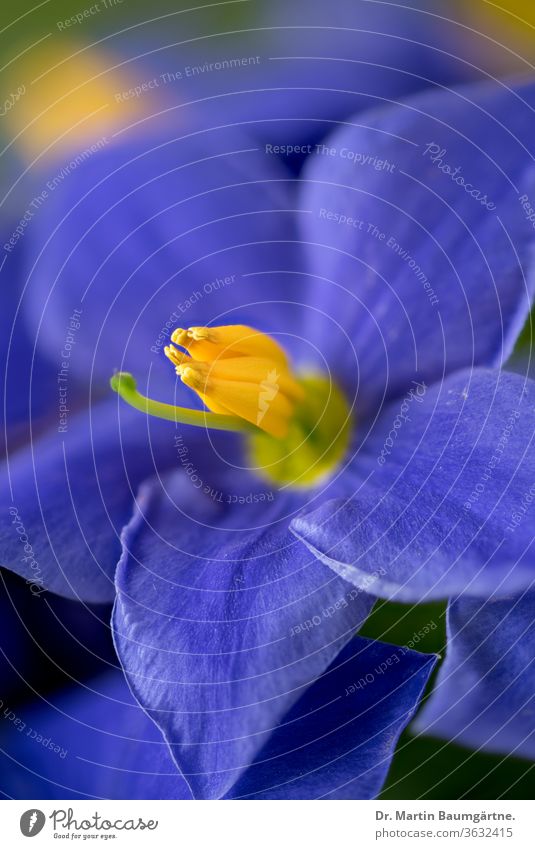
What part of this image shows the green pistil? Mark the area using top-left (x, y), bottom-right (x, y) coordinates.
top-left (110, 372), bottom-right (251, 433)
top-left (248, 375), bottom-right (352, 488)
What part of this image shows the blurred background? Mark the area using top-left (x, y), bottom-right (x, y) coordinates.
top-left (1, 0), bottom-right (534, 800)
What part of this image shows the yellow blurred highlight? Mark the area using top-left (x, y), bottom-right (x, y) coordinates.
top-left (3, 40), bottom-right (156, 161)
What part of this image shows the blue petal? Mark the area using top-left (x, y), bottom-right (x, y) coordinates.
top-left (21, 122), bottom-right (304, 389)
top-left (292, 369), bottom-right (535, 602)
top-left (299, 79), bottom-right (535, 412)
top-left (0, 396), bottom-right (219, 602)
top-left (0, 671), bottom-right (191, 799)
top-left (0, 643), bottom-right (436, 801)
top-left (113, 470), bottom-right (374, 799)
top-left (414, 592), bottom-right (535, 759)
top-left (228, 636), bottom-right (436, 799)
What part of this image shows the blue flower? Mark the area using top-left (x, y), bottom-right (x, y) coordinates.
top-left (1, 72), bottom-right (535, 799)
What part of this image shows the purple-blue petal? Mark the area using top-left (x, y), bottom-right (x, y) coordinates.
top-left (0, 641), bottom-right (436, 800)
top-left (299, 79), bottom-right (535, 411)
top-left (0, 670), bottom-right (191, 799)
top-left (113, 470), bottom-right (374, 800)
top-left (228, 636), bottom-right (436, 799)
top-left (0, 397), bottom-right (210, 602)
top-left (292, 369), bottom-right (535, 602)
top-left (21, 122), bottom-right (304, 389)
top-left (414, 591), bottom-right (535, 759)
top-left (185, 0), bottom-right (457, 155)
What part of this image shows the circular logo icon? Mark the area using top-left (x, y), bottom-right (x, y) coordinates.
top-left (20, 810), bottom-right (46, 837)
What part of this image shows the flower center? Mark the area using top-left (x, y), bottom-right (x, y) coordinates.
top-left (111, 324), bottom-right (352, 488)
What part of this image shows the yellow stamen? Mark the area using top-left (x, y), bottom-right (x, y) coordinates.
top-left (165, 325), bottom-right (303, 438)
top-left (111, 325), bottom-right (353, 488)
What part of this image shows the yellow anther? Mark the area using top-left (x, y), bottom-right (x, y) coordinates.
top-left (179, 365), bottom-right (205, 391)
top-left (166, 324), bottom-right (303, 438)
top-left (170, 329), bottom-right (189, 347)
top-left (164, 345), bottom-right (189, 369)
top-left (187, 327), bottom-right (214, 342)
